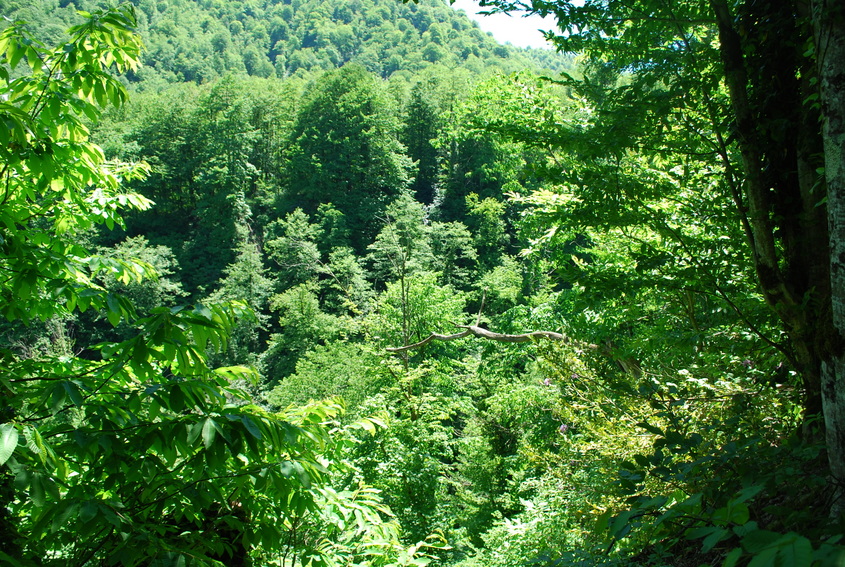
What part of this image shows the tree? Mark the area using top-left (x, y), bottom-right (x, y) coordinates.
top-left (206, 239), bottom-right (275, 367)
top-left (465, 193), bottom-right (509, 271)
top-left (97, 236), bottom-right (187, 313)
top-left (264, 208), bottom-right (323, 287)
top-left (366, 192), bottom-right (434, 287)
top-left (429, 220), bottom-right (478, 290)
top-left (368, 271), bottom-right (467, 356)
top-left (282, 64), bottom-right (412, 252)
top-left (106, 75), bottom-right (297, 297)
top-left (814, 0), bottom-right (845, 519)
top-left (474, 0), bottom-right (845, 511)
top-left (261, 282), bottom-right (346, 381)
top-left (435, 76), bottom-right (539, 225)
top-left (0, 9), bottom-right (391, 564)
top-left (403, 79), bottom-right (442, 204)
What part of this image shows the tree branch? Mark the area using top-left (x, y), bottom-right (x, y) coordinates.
top-left (386, 325), bottom-right (598, 353)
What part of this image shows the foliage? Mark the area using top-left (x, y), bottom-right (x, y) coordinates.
top-left (261, 283), bottom-right (348, 383)
top-left (403, 78), bottom-right (442, 204)
top-left (319, 245), bottom-right (375, 316)
top-left (266, 341), bottom-right (386, 413)
top-left (0, 5), bottom-right (148, 324)
top-left (429, 220), bottom-right (478, 290)
top-left (351, 367), bottom-right (468, 544)
top-left (94, 74), bottom-right (302, 296)
top-left (282, 64), bottom-right (412, 252)
top-left (265, 208), bottom-right (323, 288)
top-left (367, 271), bottom-right (467, 352)
top-left (477, 255), bottom-right (523, 313)
top-left (0, 11), bottom-right (428, 566)
top-left (366, 192), bottom-right (434, 285)
top-left (260, 400), bottom-right (447, 567)
top-left (206, 240), bottom-right (275, 367)
top-left (465, 193), bottom-right (510, 271)
top-left (445, 7), bottom-right (844, 559)
top-left (97, 236), bottom-right (187, 313)
top-left (7, 2), bottom-right (843, 567)
top-left (302, 484), bottom-right (448, 567)
top-left (0, 0), bottom-right (574, 84)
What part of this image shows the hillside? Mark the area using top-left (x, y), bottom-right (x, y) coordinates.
top-left (4, 1), bottom-right (840, 566)
top-left (1, 0), bottom-right (573, 85)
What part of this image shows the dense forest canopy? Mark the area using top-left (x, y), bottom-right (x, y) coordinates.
top-left (0, 0), bottom-right (572, 83)
top-left (1, 0), bottom-right (845, 566)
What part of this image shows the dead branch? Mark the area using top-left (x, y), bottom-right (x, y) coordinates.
top-left (385, 325), bottom-right (599, 353)
top-left (385, 325), bottom-right (645, 379)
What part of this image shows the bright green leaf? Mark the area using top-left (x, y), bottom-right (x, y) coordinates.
top-left (0, 424), bottom-right (18, 466)
top-left (202, 418), bottom-right (217, 449)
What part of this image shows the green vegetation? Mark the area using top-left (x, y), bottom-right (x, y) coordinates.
top-left (2, 0), bottom-right (572, 84)
top-left (2, 0), bottom-right (845, 566)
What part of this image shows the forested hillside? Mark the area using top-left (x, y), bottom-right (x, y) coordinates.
top-left (1, 0), bottom-right (570, 84)
top-left (2, 1), bottom-right (845, 566)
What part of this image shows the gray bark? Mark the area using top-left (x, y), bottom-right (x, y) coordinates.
top-left (385, 325), bottom-right (594, 352)
top-left (814, 0), bottom-right (845, 518)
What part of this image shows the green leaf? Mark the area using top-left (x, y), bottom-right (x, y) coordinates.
top-left (79, 501), bottom-right (98, 523)
top-left (729, 503), bottom-right (750, 525)
top-left (202, 418), bottom-right (218, 449)
top-left (27, 47), bottom-right (43, 71)
top-left (688, 526), bottom-right (730, 552)
top-left (50, 386), bottom-right (66, 415)
top-left (742, 530), bottom-right (784, 554)
top-left (359, 418), bottom-right (377, 435)
top-left (241, 416), bottom-right (262, 440)
top-left (747, 547), bottom-right (778, 567)
top-left (62, 381), bottom-right (84, 406)
top-left (0, 424), bottom-right (18, 466)
top-left (24, 427), bottom-right (46, 464)
top-left (30, 473), bottom-right (45, 507)
top-left (187, 420), bottom-right (203, 446)
top-left (723, 547), bottom-right (742, 567)
top-left (293, 462), bottom-right (312, 488)
top-left (50, 502), bottom-right (78, 533)
top-left (0, 550), bottom-right (27, 567)
top-left (775, 534), bottom-right (813, 567)
top-left (148, 398), bottom-right (161, 421)
top-left (279, 460), bottom-right (293, 475)
top-left (703, 528), bottom-right (730, 553)
top-left (734, 485), bottom-right (764, 504)
top-left (8, 41), bottom-right (22, 69)
top-left (733, 521), bottom-right (759, 537)
top-left (636, 422), bottom-right (664, 436)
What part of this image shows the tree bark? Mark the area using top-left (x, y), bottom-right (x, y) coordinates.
top-left (385, 325), bottom-right (592, 352)
top-left (385, 326), bottom-right (646, 376)
top-left (711, 0), bottom-right (835, 421)
top-left (813, 0), bottom-right (845, 518)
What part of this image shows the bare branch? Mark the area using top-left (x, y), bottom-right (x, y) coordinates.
top-left (386, 325), bottom-right (598, 353)
top-left (386, 329), bottom-right (472, 352)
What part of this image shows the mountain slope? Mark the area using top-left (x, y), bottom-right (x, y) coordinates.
top-left (2, 0), bottom-right (573, 85)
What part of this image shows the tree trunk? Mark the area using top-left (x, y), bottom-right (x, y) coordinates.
top-left (711, 0), bottom-right (833, 421)
top-left (814, 0), bottom-right (845, 519)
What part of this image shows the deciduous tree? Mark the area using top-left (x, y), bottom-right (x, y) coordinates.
top-left (477, 0), bottom-right (845, 508)
top-left (0, 9), bottom-right (406, 565)
top-left (282, 64), bottom-right (412, 252)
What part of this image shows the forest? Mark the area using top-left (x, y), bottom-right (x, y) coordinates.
top-left (1, 0), bottom-right (845, 566)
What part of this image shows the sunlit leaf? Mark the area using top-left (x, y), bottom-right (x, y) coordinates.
top-left (0, 424), bottom-right (18, 466)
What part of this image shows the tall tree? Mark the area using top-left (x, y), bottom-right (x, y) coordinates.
top-left (282, 64), bottom-right (411, 252)
top-left (0, 9), bottom-right (397, 564)
top-left (813, 0), bottom-right (845, 516)
top-left (479, 0), bottom-right (845, 511)
top-left (402, 79), bottom-right (442, 204)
